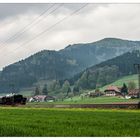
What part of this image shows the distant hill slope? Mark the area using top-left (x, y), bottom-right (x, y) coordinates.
top-left (60, 38), bottom-right (140, 68)
top-left (1, 38), bottom-right (140, 92)
top-left (100, 74), bottom-right (138, 91)
top-left (0, 50), bottom-right (80, 92)
top-left (70, 50), bottom-right (140, 90)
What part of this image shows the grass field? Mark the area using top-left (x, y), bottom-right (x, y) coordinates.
top-left (25, 96), bottom-right (140, 108)
top-left (0, 107), bottom-right (140, 136)
top-left (58, 96), bottom-right (139, 104)
top-left (63, 96), bottom-right (139, 104)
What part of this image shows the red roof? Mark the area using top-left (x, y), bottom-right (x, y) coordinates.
top-left (104, 85), bottom-right (120, 93)
top-left (33, 95), bottom-right (55, 100)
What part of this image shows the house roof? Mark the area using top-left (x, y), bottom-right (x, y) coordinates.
top-left (104, 85), bottom-right (121, 93)
top-left (33, 95), bottom-right (55, 100)
top-left (46, 95), bottom-right (55, 99)
top-left (34, 95), bottom-right (46, 100)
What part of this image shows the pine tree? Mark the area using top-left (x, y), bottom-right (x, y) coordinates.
top-left (121, 83), bottom-right (128, 97)
top-left (42, 84), bottom-right (48, 95)
top-left (48, 80), bottom-right (61, 92)
top-left (62, 80), bottom-right (70, 93)
top-left (34, 86), bottom-right (41, 96)
top-left (73, 85), bottom-right (79, 95)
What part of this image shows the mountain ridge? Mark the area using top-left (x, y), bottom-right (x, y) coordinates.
top-left (1, 37), bottom-right (140, 93)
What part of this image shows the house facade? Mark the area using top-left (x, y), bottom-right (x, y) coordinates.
top-left (104, 85), bottom-right (121, 96)
top-left (29, 95), bottom-right (55, 102)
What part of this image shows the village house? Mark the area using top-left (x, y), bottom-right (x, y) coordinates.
top-left (29, 95), bottom-right (55, 102)
top-left (104, 85), bottom-right (121, 96)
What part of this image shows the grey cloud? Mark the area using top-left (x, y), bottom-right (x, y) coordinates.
top-left (0, 3), bottom-right (140, 70)
top-left (0, 3), bottom-right (101, 20)
top-left (0, 3), bottom-right (51, 20)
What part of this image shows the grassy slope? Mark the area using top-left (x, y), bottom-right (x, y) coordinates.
top-left (52, 74), bottom-right (139, 104)
top-left (100, 74), bottom-right (138, 91)
top-left (59, 74), bottom-right (139, 104)
top-left (22, 74), bottom-right (138, 96)
top-left (62, 96), bottom-right (139, 104)
top-left (0, 107), bottom-right (140, 136)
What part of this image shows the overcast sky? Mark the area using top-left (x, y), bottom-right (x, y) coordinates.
top-left (0, 3), bottom-right (140, 70)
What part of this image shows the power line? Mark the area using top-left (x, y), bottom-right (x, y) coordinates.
top-left (0, 3), bottom-right (57, 49)
top-left (5, 4), bottom-right (56, 42)
top-left (1, 3), bottom-right (63, 55)
top-left (14, 3), bottom-right (88, 50)
top-left (1, 3), bottom-right (88, 67)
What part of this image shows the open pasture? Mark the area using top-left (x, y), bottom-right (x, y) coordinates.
top-left (0, 107), bottom-right (140, 136)
top-left (26, 96), bottom-right (139, 108)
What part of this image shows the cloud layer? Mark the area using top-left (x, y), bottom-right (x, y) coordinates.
top-left (0, 3), bottom-right (140, 69)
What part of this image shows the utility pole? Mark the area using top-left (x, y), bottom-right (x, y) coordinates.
top-left (54, 52), bottom-right (57, 81)
top-left (134, 64), bottom-right (140, 99)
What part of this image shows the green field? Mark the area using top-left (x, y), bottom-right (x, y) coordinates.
top-left (63, 96), bottom-right (139, 104)
top-left (58, 96), bottom-right (139, 104)
top-left (25, 96), bottom-right (139, 108)
top-left (0, 107), bottom-right (140, 136)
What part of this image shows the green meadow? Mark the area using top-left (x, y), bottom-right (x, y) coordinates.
top-left (26, 96), bottom-right (139, 108)
top-left (0, 107), bottom-right (140, 136)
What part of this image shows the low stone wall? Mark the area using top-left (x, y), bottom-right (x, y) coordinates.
top-left (45, 103), bottom-right (140, 109)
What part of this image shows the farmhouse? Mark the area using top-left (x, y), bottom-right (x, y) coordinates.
top-left (29, 95), bottom-right (55, 102)
top-left (104, 85), bottom-right (121, 96)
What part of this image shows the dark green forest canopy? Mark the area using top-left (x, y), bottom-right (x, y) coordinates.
top-left (69, 50), bottom-right (140, 90)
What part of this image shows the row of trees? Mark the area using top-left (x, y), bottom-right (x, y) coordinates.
top-left (69, 50), bottom-right (140, 92)
top-left (34, 84), bottom-right (48, 96)
top-left (75, 65), bottom-right (119, 90)
top-left (33, 66), bottom-right (137, 99)
top-left (120, 81), bottom-right (137, 97)
top-left (34, 80), bottom-right (80, 99)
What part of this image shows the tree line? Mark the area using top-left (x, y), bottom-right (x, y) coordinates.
top-left (34, 80), bottom-right (80, 100)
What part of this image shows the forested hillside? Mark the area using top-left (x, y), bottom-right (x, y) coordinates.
top-left (70, 50), bottom-right (140, 90)
top-left (0, 38), bottom-right (140, 93)
top-left (0, 50), bottom-right (80, 92)
top-left (61, 38), bottom-right (140, 68)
